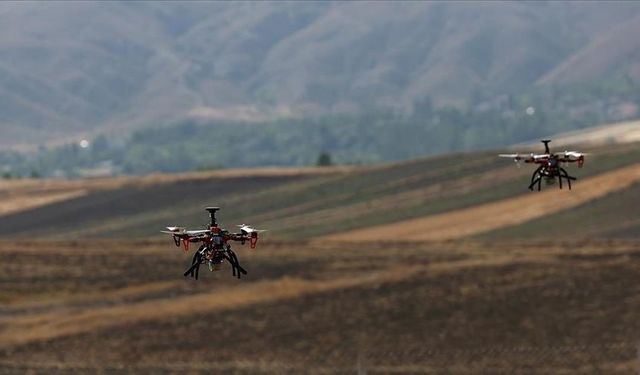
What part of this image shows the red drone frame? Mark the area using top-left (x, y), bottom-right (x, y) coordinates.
top-left (161, 207), bottom-right (265, 280)
top-left (500, 140), bottom-right (586, 191)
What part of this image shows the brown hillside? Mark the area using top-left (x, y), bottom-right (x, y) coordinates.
top-left (326, 163), bottom-right (640, 241)
top-left (0, 165), bottom-right (351, 217)
top-left (3, 240), bottom-right (640, 372)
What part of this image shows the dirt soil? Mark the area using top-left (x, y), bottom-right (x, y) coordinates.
top-left (327, 163), bottom-right (640, 241)
top-left (2, 239), bottom-right (640, 373)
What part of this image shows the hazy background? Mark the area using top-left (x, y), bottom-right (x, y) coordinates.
top-left (3, 3), bottom-right (640, 373)
top-left (1, 1), bottom-right (640, 176)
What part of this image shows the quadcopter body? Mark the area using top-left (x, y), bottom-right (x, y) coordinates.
top-left (500, 140), bottom-right (586, 191)
top-left (161, 207), bottom-right (265, 280)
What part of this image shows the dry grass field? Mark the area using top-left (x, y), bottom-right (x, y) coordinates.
top-left (328, 163), bottom-right (640, 241)
top-left (0, 165), bottom-right (351, 218)
top-left (2, 145), bottom-right (640, 373)
top-left (1, 142), bottom-right (640, 241)
top-left (2, 239), bottom-right (640, 373)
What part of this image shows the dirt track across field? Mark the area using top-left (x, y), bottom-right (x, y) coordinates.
top-left (0, 165), bottom-right (352, 217)
top-left (3, 239), bottom-right (640, 373)
top-left (326, 163), bottom-right (640, 241)
top-left (1, 257), bottom-right (522, 349)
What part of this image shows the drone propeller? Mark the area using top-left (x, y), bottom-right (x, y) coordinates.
top-left (161, 226), bottom-right (186, 234)
top-left (499, 153), bottom-right (539, 165)
top-left (161, 227), bottom-right (186, 248)
top-left (528, 153), bottom-right (552, 162)
top-left (498, 153), bottom-right (521, 158)
top-left (237, 224), bottom-right (267, 249)
top-left (562, 151), bottom-right (588, 167)
top-left (237, 224), bottom-right (267, 234)
top-left (563, 151), bottom-right (589, 157)
top-left (499, 154), bottom-right (524, 165)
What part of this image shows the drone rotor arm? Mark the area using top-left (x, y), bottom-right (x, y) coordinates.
top-left (499, 154), bottom-right (536, 163)
top-left (235, 225), bottom-right (266, 249)
top-left (562, 151), bottom-right (587, 167)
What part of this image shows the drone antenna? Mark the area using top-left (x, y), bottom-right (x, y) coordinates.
top-left (205, 206), bottom-right (220, 226)
top-left (541, 139), bottom-right (551, 154)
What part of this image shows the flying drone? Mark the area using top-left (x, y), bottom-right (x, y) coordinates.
top-left (161, 207), bottom-right (265, 280)
top-left (500, 140), bottom-right (586, 191)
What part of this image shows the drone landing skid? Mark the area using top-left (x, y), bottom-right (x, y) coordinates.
top-left (183, 247), bottom-right (247, 280)
top-left (528, 167), bottom-right (577, 191)
top-left (184, 247), bottom-right (204, 280)
top-left (223, 252), bottom-right (247, 279)
top-left (167, 207), bottom-right (261, 280)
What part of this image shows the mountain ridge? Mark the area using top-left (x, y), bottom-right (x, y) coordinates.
top-left (1, 2), bottom-right (640, 147)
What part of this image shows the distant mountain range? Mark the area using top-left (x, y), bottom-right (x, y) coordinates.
top-left (1, 1), bottom-right (640, 148)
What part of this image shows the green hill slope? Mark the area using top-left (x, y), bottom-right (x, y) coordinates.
top-left (1, 142), bottom-right (640, 240)
top-left (480, 180), bottom-right (640, 240)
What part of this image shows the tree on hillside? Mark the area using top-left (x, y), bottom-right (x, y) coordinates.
top-left (316, 152), bottom-right (333, 167)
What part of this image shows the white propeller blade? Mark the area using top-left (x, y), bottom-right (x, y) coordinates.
top-left (185, 229), bottom-right (210, 235)
top-left (564, 151), bottom-right (588, 158)
top-left (162, 226), bottom-right (186, 234)
top-left (238, 224), bottom-right (267, 234)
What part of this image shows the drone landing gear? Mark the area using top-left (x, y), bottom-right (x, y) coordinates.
top-left (559, 167), bottom-right (576, 190)
top-left (183, 246), bottom-right (247, 280)
top-left (184, 246), bottom-right (205, 280)
top-left (554, 167), bottom-right (576, 190)
top-left (528, 167), bottom-right (577, 191)
top-left (224, 247), bottom-right (247, 279)
top-left (528, 166), bottom-right (544, 191)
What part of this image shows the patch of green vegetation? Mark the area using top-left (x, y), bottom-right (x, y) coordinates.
top-left (0, 293), bottom-right (13, 304)
top-left (2, 142), bottom-right (640, 240)
top-left (479, 182), bottom-right (640, 240)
